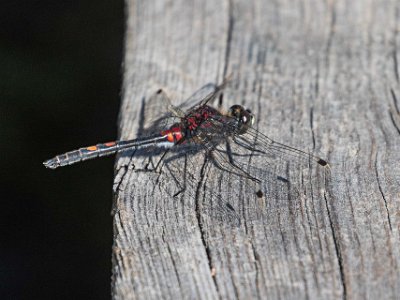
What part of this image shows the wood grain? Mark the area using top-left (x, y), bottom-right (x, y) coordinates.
top-left (112, 0), bottom-right (400, 299)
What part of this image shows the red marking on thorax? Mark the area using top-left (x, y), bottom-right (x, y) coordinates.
top-left (187, 108), bottom-right (214, 131)
top-left (104, 141), bottom-right (116, 147)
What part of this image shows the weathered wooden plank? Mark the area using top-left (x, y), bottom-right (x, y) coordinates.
top-left (112, 0), bottom-right (400, 299)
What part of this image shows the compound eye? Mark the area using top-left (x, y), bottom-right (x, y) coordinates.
top-left (242, 109), bottom-right (255, 126)
top-left (241, 114), bottom-right (250, 124)
top-left (228, 105), bottom-right (254, 134)
top-left (227, 105), bottom-right (242, 119)
top-left (228, 105), bottom-right (254, 127)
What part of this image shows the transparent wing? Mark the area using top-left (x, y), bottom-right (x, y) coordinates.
top-left (118, 138), bottom-right (242, 226)
top-left (204, 113), bottom-right (328, 167)
top-left (182, 76), bottom-right (231, 115)
top-left (138, 76), bottom-right (232, 138)
top-left (137, 89), bottom-right (181, 138)
top-left (175, 83), bottom-right (217, 113)
top-left (161, 150), bottom-right (242, 226)
top-left (231, 127), bottom-right (328, 167)
top-left (188, 113), bottom-right (328, 191)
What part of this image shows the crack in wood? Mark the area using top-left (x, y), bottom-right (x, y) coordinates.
top-left (310, 107), bottom-right (316, 151)
top-left (324, 1), bottom-right (336, 75)
top-left (374, 152), bottom-right (393, 231)
top-left (390, 89), bottom-right (400, 115)
top-left (194, 156), bottom-right (220, 293)
top-left (323, 176), bottom-right (347, 300)
top-left (220, 0), bottom-right (234, 107)
top-left (388, 110), bottom-right (400, 136)
top-left (250, 243), bottom-right (261, 299)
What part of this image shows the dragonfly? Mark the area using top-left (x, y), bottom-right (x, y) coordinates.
top-left (44, 78), bottom-right (328, 223)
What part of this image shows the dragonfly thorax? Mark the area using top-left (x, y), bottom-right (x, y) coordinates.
top-left (184, 105), bottom-right (220, 134)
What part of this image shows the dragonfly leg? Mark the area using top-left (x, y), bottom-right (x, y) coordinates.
top-left (208, 141), bottom-right (264, 198)
top-left (136, 149), bottom-right (170, 174)
top-left (210, 142), bottom-right (261, 184)
top-left (156, 155), bottom-right (187, 198)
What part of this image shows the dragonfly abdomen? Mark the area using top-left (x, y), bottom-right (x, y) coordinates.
top-left (43, 131), bottom-right (183, 169)
top-left (43, 141), bottom-right (120, 169)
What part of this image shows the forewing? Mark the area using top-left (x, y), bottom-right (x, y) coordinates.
top-left (181, 76), bottom-right (232, 115)
top-left (191, 113), bottom-right (328, 187)
top-left (138, 89), bottom-right (181, 138)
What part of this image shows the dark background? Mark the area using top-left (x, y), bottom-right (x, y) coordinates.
top-left (1, 1), bottom-right (124, 299)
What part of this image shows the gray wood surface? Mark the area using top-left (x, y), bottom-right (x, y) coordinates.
top-left (112, 0), bottom-right (400, 299)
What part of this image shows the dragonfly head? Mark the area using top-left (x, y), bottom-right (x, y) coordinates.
top-left (227, 105), bottom-right (255, 134)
